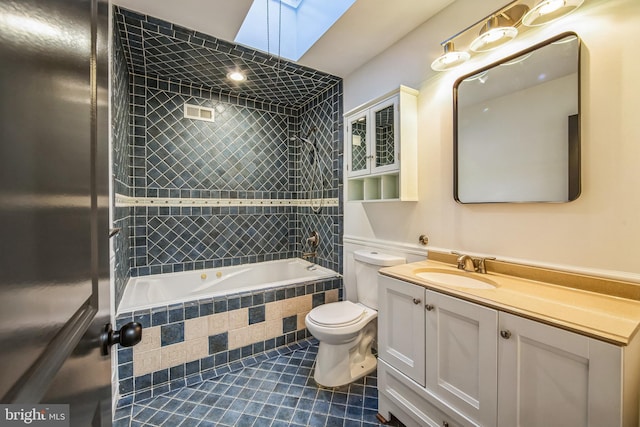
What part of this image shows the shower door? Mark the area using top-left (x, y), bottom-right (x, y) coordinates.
top-left (0, 0), bottom-right (113, 425)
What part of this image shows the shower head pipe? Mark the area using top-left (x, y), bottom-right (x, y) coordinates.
top-left (290, 135), bottom-right (314, 145)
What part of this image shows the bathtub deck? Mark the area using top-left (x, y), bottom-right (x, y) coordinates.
top-left (114, 340), bottom-right (388, 427)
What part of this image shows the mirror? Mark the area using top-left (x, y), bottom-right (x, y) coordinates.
top-left (454, 32), bottom-right (580, 203)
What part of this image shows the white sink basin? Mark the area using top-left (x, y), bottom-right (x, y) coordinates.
top-left (415, 270), bottom-right (497, 290)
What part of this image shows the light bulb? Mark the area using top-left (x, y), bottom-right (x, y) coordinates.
top-left (227, 71), bottom-right (246, 82)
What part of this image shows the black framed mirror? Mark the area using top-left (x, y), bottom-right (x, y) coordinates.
top-left (454, 32), bottom-right (581, 204)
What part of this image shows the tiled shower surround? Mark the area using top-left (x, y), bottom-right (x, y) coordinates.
top-left (112, 6), bottom-right (344, 301)
top-left (111, 6), bottom-right (345, 399)
top-left (116, 277), bottom-right (341, 400)
top-left (112, 26), bottom-right (133, 306)
top-left (123, 75), bottom-right (343, 278)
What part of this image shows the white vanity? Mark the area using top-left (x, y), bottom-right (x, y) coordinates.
top-left (376, 259), bottom-right (640, 427)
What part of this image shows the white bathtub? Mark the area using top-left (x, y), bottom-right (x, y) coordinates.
top-left (118, 258), bottom-right (340, 313)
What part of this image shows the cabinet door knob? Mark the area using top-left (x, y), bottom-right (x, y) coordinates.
top-left (443, 422), bottom-right (449, 427)
top-left (500, 330), bottom-right (512, 339)
top-left (412, 298), bottom-right (421, 305)
top-left (425, 304), bottom-right (435, 311)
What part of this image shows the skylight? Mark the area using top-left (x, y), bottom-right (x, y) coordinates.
top-left (235, 0), bottom-right (355, 62)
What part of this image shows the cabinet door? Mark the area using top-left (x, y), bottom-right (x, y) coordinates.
top-left (371, 96), bottom-right (400, 175)
top-left (347, 112), bottom-right (370, 177)
top-left (498, 312), bottom-right (623, 427)
top-left (425, 291), bottom-right (498, 427)
top-left (378, 275), bottom-right (425, 386)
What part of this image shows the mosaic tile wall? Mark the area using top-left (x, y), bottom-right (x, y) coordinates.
top-left (116, 277), bottom-right (342, 400)
top-left (131, 205), bottom-right (296, 277)
top-left (124, 75), bottom-right (343, 277)
top-left (112, 7), bottom-right (344, 306)
top-left (295, 83), bottom-right (344, 273)
top-left (140, 84), bottom-right (292, 197)
top-left (112, 27), bottom-right (132, 306)
top-left (127, 79), bottom-right (298, 277)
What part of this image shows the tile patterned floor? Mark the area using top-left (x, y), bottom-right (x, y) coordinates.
top-left (114, 340), bottom-right (387, 427)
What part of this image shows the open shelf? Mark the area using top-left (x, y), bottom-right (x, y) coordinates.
top-left (347, 173), bottom-right (401, 202)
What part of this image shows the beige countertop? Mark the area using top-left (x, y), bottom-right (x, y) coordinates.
top-left (380, 260), bottom-right (640, 346)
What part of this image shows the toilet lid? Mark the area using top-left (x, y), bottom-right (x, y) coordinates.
top-left (308, 301), bottom-right (366, 327)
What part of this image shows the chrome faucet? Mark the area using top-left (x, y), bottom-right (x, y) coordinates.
top-left (302, 231), bottom-right (319, 261)
top-left (452, 252), bottom-right (496, 274)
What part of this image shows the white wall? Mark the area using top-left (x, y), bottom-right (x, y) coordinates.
top-left (343, 0), bottom-right (640, 279)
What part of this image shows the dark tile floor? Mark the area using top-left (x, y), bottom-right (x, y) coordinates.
top-left (114, 340), bottom-right (390, 427)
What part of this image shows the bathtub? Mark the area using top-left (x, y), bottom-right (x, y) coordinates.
top-left (118, 257), bottom-right (340, 314)
top-left (115, 257), bottom-right (342, 398)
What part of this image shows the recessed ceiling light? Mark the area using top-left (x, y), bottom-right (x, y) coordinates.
top-left (227, 71), bottom-right (246, 82)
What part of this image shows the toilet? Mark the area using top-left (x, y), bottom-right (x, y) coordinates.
top-left (305, 250), bottom-right (405, 387)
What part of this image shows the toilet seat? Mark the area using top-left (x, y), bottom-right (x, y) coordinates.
top-left (308, 301), bottom-right (367, 328)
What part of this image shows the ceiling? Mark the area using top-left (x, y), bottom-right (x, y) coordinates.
top-left (114, 7), bottom-right (343, 107)
top-left (112, 0), bottom-right (456, 78)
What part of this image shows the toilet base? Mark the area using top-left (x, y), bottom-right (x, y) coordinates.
top-left (313, 321), bottom-right (377, 388)
top-left (348, 352), bottom-right (377, 383)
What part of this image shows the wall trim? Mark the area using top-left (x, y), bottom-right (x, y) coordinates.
top-left (344, 235), bottom-right (640, 285)
top-left (116, 194), bottom-right (339, 208)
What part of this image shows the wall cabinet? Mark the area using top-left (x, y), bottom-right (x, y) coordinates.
top-left (345, 86), bottom-right (418, 201)
top-left (378, 275), bottom-right (640, 427)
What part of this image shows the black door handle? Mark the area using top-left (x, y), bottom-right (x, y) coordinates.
top-left (100, 322), bottom-right (142, 356)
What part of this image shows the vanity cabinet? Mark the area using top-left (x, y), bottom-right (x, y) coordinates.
top-left (378, 275), bottom-right (426, 384)
top-left (497, 312), bottom-right (634, 427)
top-left (345, 86), bottom-right (418, 201)
top-left (378, 276), bottom-right (497, 426)
top-left (377, 275), bottom-right (639, 427)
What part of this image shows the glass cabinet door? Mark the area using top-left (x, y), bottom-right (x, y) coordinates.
top-left (349, 114), bottom-right (369, 177)
top-left (372, 97), bottom-right (399, 174)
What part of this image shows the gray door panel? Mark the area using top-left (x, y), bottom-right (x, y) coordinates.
top-left (0, 0), bottom-right (112, 425)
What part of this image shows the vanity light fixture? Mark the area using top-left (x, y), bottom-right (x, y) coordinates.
top-left (522, 0), bottom-right (584, 27)
top-left (430, 0), bottom-right (582, 73)
top-left (430, 41), bottom-right (471, 71)
top-left (226, 71), bottom-right (246, 82)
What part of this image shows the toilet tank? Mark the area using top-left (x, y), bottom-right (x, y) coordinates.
top-left (354, 250), bottom-right (405, 310)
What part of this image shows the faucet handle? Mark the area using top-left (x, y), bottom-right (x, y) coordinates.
top-left (451, 251), bottom-right (462, 265)
top-left (306, 231), bottom-right (319, 248)
top-left (474, 256), bottom-right (496, 274)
